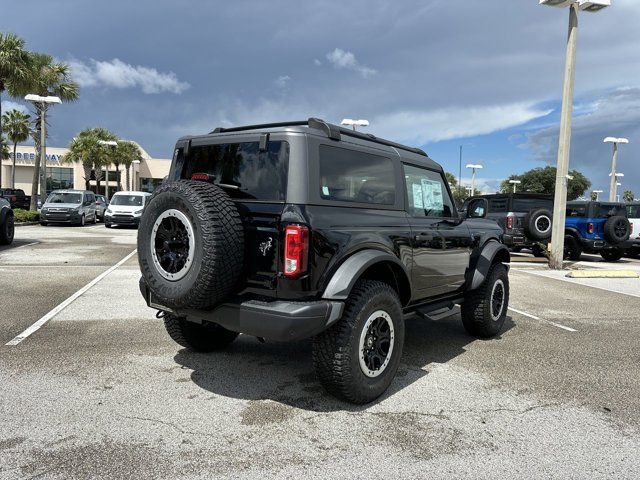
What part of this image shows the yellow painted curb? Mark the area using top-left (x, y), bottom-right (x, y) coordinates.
top-left (566, 270), bottom-right (639, 279)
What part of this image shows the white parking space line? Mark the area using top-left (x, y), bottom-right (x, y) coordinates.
top-left (508, 306), bottom-right (577, 332)
top-left (5, 249), bottom-right (138, 346)
top-left (14, 241), bottom-right (40, 249)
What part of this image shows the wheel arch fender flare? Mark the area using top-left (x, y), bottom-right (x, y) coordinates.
top-left (322, 249), bottom-right (412, 306)
top-left (469, 240), bottom-right (510, 291)
top-left (564, 226), bottom-right (581, 240)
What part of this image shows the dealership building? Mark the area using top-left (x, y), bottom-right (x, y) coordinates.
top-left (0, 142), bottom-right (170, 197)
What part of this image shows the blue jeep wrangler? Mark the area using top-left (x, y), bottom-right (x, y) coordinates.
top-left (564, 201), bottom-right (631, 261)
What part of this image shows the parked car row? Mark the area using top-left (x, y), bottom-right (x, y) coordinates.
top-left (39, 189), bottom-right (151, 228)
top-left (0, 188), bottom-right (31, 210)
top-left (461, 193), bottom-right (634, 261)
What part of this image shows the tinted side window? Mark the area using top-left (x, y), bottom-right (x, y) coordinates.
top-left (319, 145), bottom-right (395, 205)
top-left (183, 141), bottom-right (289, 201)
top-left (512, 198), bottom-right (553, 212)
top-left (403, 164), bottom-right (454, 218)
top-left (596, 205), bottom-right (626, 217)
top-left (627, 205), bottom-right (640, 218)
top-left (567, 205), bottom-right (586, 217)
top-left (488, 198), bottom-right (508, 212)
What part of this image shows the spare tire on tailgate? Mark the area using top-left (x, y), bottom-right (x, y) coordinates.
top-left (138, 180), bottom-right (244, 310)
top-left (603, 215), bottom-right (630, 244)
top-left (524, 208), bottom-right (552, 241)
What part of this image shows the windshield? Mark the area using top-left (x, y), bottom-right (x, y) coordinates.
top-left (46, 192), bottom-right (81, 204)
top-left (110, 195), bottom-right (144, 206)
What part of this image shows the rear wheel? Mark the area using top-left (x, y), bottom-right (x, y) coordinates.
top-left (601, 248), bottom-right (624, 262)
top-left (461, 263), bottom-right (509, 338)
top-left (40, 221), bottom-right (48, 227)
top-left (564, 235), bottom-right (582, 261)
top-left (531, 244), bottom-right (547, 258)
top-left (79, 215), bottom-right (85, 227)
top-left (312, 280), bottom-right (404, 404)
top-left (163, 314), bottom-right (238, 352)
top-left (0, 213), bottom-right (14, 245)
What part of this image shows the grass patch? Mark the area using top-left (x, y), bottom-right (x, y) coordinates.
top-left (13, 209), bottom-right (40, 223)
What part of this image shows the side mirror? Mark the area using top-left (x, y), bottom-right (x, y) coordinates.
top-left (467, 198), bottom-right (488, 219)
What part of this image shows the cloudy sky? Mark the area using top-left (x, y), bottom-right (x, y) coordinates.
top-left (2, 0), bottom-right (640, 195)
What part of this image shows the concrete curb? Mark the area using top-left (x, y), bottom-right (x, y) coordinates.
top-left (566, 270), bottom-right (639, 279)
top-left (15, 221), bottom-right (40, 227)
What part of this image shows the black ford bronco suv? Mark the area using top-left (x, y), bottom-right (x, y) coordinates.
top-left (462, 193), bottom-right (553, 257)
top-left (137, 118), bottom-right (510, 404)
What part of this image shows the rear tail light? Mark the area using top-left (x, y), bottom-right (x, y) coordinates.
top-left (587, 222), bottom-right (594, 234)
top-left (506, 216), bottom-right (514, 229)
top-left (191, 173), bottom-right (212, 181)
top-left (284, 224), bottom-right (309, 278)
top-left (11, 196), bottom-right (16, 203)
top-left (630, 223), bottom-right (633, 235)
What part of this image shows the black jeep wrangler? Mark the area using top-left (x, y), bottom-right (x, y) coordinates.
top-left (462, 193), bottom-right (553, 257)
top-left (137, 118), bottom-right (510, 404)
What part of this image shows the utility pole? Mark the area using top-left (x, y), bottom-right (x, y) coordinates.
top-left (548, 4), bottom-right (578, 270)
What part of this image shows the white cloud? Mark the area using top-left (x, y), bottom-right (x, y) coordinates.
top-left (1, 100), bottom-right (29, 114)
top-left (313, 59), bottom-right (322, 66)
top-left (372, 103), bottom-right (553, 145)
top-left (326, 48), bottom-right (376, 78)
top-left (69, 58), bottom-right (190, 94)
top-left (274, 75), bottom-right (291, 88)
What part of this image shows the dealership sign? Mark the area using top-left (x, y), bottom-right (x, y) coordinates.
top-left (9, 152), bottom-right (63, 164)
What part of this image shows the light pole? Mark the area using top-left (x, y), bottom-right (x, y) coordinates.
top-left (592, 189), bottom-right (603, 201)
top-left (509, 180), bottom-right (522, 193)
top-left (340, 119), bottom-right (369, 131)
top-left (99, 140), bottom-right (118, 201)
top-left (615, 182), bottom-right (622, 202)
top-left (466, 164), bottom-right (483, 196)
top-left (539, 0), bottom-right (611, 269)
top-left (604, 137), bottom-right (629, 201)
top-left (24, 94), bottom-right (61, 207)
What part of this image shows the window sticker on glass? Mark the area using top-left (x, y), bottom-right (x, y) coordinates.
top-left (420, 178), bottom-right (444, 210)
top-left (412, 184), bottom-right (424, 209)
top-left (322, 186), bottom-right (330, 196)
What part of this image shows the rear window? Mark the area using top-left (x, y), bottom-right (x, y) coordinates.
top-left (183, 141), bottom-right (289, 201)
top-left (512, 198), bottom-right (553, 212)
top-left (595, 205), bottom-right (626, 217)
top-left (567, 205), bottom-right (586, 217)
top-left (627, 205), bottom-right (640, 218)
top-left (319, 145), bottom-right (395, 205)
top-left (488, 198), bottom-right (508, 212)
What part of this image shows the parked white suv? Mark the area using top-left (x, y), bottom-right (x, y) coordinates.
top-left (104, 191), bottom-right (151, 228)
top-left (626, 203), bottom-right (640, 257)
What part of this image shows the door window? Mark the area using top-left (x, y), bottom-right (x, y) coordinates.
top-left (403, 165), bottom-right (454, 218)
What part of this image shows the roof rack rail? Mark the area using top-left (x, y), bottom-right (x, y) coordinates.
top-left (210, 117), bottom-right (427, 157)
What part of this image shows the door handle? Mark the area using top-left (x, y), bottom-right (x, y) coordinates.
top-left (415, 234), bottom-right (433, 242)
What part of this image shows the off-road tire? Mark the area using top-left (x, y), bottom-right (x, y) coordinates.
top-left (461, 263), bottom-right (509, 338)
top-left (601, 248), bottom-right (624, 262)
top-left (312, 280), bottom-right (404, 404)
top-left (511, 246), bottom-right (522, 253)
top-left (531, 244), bottom-right (547, 258)
top-left (138, 180), bottom-right (244, 310)
top-left (603, 216), bottom-right (630, 244)
top-left (40, 222), bottom-right (48, 227)
top-left (163, 313), bottom-right (238, 352)
top-left (524, 209), bottom-right (553, 241)
top-left (564, 234), bottom-right (582, 261)
top-left (0, 213), bottom-right (14, 245)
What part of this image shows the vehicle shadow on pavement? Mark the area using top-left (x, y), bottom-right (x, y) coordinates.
top-left (173, 315), bottom-right (515, 412)
top-left (0, 238), bottom-right (36, 252)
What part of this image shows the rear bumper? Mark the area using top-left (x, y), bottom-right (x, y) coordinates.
top-left (503, 234), bottom-right (535, 247)
top-left (579, 238), bottom-right (632, 251)
top-left (139, 278), bottom-right (344, 342)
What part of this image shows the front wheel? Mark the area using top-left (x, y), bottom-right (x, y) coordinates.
top-left (312, 280), bottom-right (404, 404)
top-left (163, 314), bottom-right (238, 352)
top-left (564, 235), bottom-right (582, 261)
top-left (0, 214), bottom-right (14, 245)
top-left (461, 263), bottom-right (509, 338)
top-left (79, 215), bottom-right (85, 227)
top-left (601, 248), bottom-right (624, 262)
top-left (531, 244), bottom-right (547, 258)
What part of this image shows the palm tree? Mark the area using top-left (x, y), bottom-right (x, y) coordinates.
top-left (1, 136), bottom-right (9, 162)
top-left (115, 141), bottom-right (142, 190)
top-left (63, 128), bottom-right (116, 192)
top-left (17, 53), bottom-right (79, 210)
top-left (2, 109), bottom-right (30, 188)
top-left (0, 33), bottom-right (30, 189)
top-left (623, 190), bottom-right (634, 203)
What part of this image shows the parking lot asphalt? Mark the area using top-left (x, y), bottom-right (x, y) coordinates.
top-left (1, 225), bottom-right (640, 479)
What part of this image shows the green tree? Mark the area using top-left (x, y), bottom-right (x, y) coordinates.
top-left (499, 166), bottom-right (591, 201)
top-left (0, 33), bottom-right (31, 189)
top-left (623, 190), bottom-right (634, 203)
top-left (17, 53), bottom-right (79, 209)
top-left (115, 141), bottom-right (143, 190)
top-left (2, 109), bottom-right (31, 188)
top-left (63, 128), bottom-right (116, 192)
top-left (1, 136), bottom-right (9, 161)
top-left (445, 172), bottom-right (457, 187)
top-left (590, 191), bottom-right (598, 201)
top-left (451, 185), bottom-right (470, 206)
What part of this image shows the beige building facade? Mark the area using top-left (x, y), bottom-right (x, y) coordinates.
top-left (0, 142), bottom-right (170, 198)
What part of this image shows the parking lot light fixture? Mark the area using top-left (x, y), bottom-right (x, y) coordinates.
top-left (340, 119), bottom-right (369, 131)
top-left (99, 140), bottom-right (118, 201)
top-left (592, 189), bottom-right (604, 200)
top-left (466, 164), bottom-right (483, 196)
top-left (24, 95), bottom-right (62, 207)
top-left (540, 0), bottom-right (612, 269)
top-left (509, 179), bottom-right (522, 193)
top-left (604, 137), bottom-right (629, 201)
